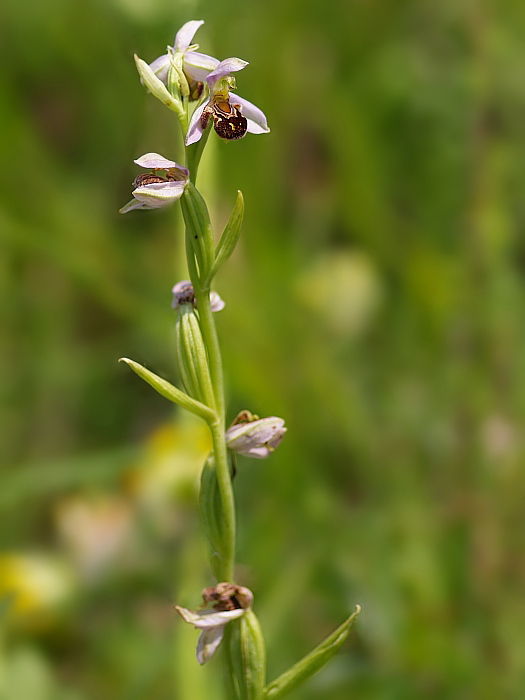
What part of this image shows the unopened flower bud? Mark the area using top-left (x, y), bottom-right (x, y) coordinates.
top-left (226, 411), bottom-right (286, 459)
top-left (228, 608), bottom-right (266, 699)
top-left (175, 304), bottom-right (215, 408)
top-left (172, 281), bottom-right (225, 312)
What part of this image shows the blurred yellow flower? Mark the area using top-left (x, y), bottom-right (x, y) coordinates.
top-left (0, 553), bottom-right (73, 625)
top-left (125, 416), bottom-right (212, 509)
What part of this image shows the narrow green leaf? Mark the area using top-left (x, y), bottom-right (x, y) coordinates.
top-left (206, 190), bottom-right (244, 285)
top-left (134, 55), bottom-right (183, 116)
top-left (264, 606), bottom-right (361, 700)
top-left (119, 358), bottom-right (215, 423)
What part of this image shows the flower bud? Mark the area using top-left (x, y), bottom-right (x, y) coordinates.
top-left (227, 609), bottom-right (266, 700)
top-left (134, 55), bottom-right (183, 115)
top-left (172, 281), bottom-right (225, 312)
top-left (226, 411), bottom-right (286, 459)
top-left (174, 304), bottom-right (215, 409)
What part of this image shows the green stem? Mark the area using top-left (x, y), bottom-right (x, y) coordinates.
top-left (186, 125), bottom-right (212, 184)
top-left (191, 280), bottom-right (234, 581)
top-left (209, 420), bottom-right (236, 582)
top-left (183, 149), bottom-right (235, 583)
top-left (194, 285), bottom-right (225, 420)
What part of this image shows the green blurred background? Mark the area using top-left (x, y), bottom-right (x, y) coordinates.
top-left (1, 0), bottom-right (525, 697)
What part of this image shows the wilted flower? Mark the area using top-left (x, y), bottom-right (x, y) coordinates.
top-left (175, 583), bottom-right (253, 664)
top-left (186, 58), bottom-right (270, 145)
top-left (226, 410), bottom-right (286, 458)
top-left (149, 20), bottom-right (219, 87)
top-left (172, 280), bottom-right (225, 312)
top-left (119, 153), bottom-right (189, 214)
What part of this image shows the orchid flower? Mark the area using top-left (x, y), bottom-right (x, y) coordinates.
top-left (149, 20), bottom-right (219, 86)
top-left (172, 281), bottom-right (225, 312)
top-left (175, 583), bottom-right (253, 664)
top-left (226, 410), bottom-right (286, 458)
top-left (119, 153), bottom-right (189, 214)
top-left (186, 58), bottom-right (270, 145)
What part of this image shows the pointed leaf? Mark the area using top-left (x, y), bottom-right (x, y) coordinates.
top-left (264, 606), bottom-right (361, 700)
top-left (206, 190), bottom-right (244, 284)
top-left (119, 358), bottom-right (215, 423)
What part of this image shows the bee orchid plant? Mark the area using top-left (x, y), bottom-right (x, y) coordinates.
top-left (119, 19), bottom-right (359, 699)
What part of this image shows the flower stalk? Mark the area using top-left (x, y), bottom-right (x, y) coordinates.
top-left (119, 18), bottom-right (359, 698)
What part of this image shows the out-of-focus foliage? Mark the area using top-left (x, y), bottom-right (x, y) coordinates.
top-left (1, 0), bottom-right (525, 697)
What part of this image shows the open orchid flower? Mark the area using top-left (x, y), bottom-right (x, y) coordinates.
top-left (226, 410), bottom-right (286, 458)
top-left (149, 20), bottom-right (220, 87)
top-left (186, 58), bottom-right (270, 145)
top-left (175, 583), bottom-right (253, 664)
top-left (172, 281), bottom-right (225, 312)
top-left (119, 153), bottom-right (189, 214)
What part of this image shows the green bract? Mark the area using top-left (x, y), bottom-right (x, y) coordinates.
top-left (118, 359), bottom-right (215, 423)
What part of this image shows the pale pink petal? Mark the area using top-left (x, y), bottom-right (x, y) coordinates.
top-left (119, 198), bottom-right (147, 214)
top-left (209, 291), bottom-right (225, 312)
top-left (175, 606), bottom-right (244, 628)
top-left (186, 103), bottom-right (207, 145)
top-left (226, 417), bottom-right (286, 458)
top-left (148, 53), bottom-right (170, 83)
top-left (235, 95), bottom-right (270, 134)
top-left (206, 57), bottom-right (248, 88)
top-left (174, 20), bottom-right (204, 52)
top-left (134, 153), bottom-right (187, 172)
top-left (132, 180), bottom-right (187, 208)
top-left (184, 52), bottom-right (220, 82)
top-left (196, 626), bottom-right (225, 664)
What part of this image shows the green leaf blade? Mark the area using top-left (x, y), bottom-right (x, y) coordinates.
top-left (264, 606), bottom-right (361, 700)
top-left (119, 358), bottom-right (215, 423)
top-left (206, 190), bottom-right (244, 284)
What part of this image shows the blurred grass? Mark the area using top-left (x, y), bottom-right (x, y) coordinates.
top-left (1, 0), bottom-right (525, 697)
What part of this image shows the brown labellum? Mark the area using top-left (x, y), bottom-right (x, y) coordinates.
top-left (133, 172), bottom-right (179, 188)
top-left (200, 97), bottom-right (248, 141)
top-left (213, 114), bottom-right (247, 140)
